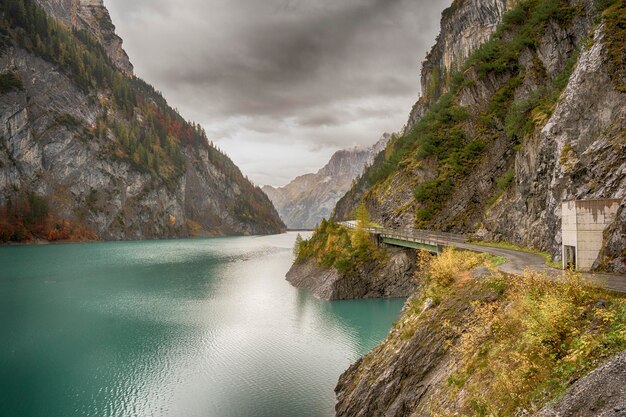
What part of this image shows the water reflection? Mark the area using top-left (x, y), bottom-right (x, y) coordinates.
top-left (0, 233), bottom-right (404, 417)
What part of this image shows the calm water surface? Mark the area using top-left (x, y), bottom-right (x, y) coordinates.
top-left (0, 233), bottom-right (404, 417)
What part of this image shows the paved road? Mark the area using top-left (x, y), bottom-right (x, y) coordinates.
top-left (454, 239), bottom-right (626, 294)
top-left (341, 223), bottom-right (626, 294)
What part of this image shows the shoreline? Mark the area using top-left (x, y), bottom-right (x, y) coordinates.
top-left (0, 231), bottom-right (291, 248)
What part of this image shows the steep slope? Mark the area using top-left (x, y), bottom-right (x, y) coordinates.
top-left (0, 0), bottom-right (285, 242)
top-left (335, 255), bottom-right (626, 416)
top-left (34, 0), bottom-right (133, 73)
top-left (334, 0), bottom-right (625, 271)
top-left (263, 133), bottom-right (390, 229)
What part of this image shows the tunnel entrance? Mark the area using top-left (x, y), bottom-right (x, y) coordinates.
top-left (563, 245), bottom-right (576, 270)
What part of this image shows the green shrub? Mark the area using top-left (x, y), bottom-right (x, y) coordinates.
top-left (0, 71), bottom-right (23, 93)
top-left (295, 219), bottom-right (382, 274)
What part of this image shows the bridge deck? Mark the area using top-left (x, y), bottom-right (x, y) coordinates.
top-left (340, 221), bottom-right (462, 254)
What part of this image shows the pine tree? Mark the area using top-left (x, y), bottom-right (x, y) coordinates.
top-left (293, 233), bottom-right (303, 257)
top-left (351, 202), bottom-right (371, 249)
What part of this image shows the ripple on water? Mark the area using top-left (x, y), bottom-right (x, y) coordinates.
top-left (0, 234), bottom-right (404, 417)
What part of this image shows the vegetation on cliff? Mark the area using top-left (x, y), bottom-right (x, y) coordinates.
top-left (0, 70), bottom-right (22, 93)
top-left (603, 0), bottom-right (626, 91)
top-left (338, 249), bottom-right (626, 416)
top-left (0, 192), bottom-right (97, 242)
top-left (445, 272), bottom-right (625, 415)
top-left (1, 0), bottom-right (240, 181)
top-left (336, 0), bottom-right (620, 231)
top-left (0, 0), bottom-right (284, 241)
top-left (295, 207), bottom-right (384, 274)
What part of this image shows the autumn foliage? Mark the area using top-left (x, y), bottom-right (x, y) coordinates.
top-left (400, 249), bottom-right (626, 416)
top-left (0, 193), bottom-right (96, 243)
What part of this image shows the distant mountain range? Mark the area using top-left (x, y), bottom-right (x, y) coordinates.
top-left (263, 134), bottom-right (391, 229)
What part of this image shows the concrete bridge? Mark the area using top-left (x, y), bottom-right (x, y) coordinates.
top-left (339, 221), bottom-right (464, 254)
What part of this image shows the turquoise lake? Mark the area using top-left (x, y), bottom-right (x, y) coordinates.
top-left (0, 232), bottom-right (404, 417)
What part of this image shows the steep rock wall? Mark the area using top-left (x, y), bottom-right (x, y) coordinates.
top-left (286, 246), bottom-right (418, 300)
top-left (34, 0), bottom-right (133, 73)
top-left (0, 0), bottom-right (285, 240)
top-left (0, 48), bottom-right (284, 238)
top-left (335, 0), bottom-right (625, 271)
top-left (405, 0), bottom-right (510, 132)
top-left (479, 23), bottom-right (626, 270)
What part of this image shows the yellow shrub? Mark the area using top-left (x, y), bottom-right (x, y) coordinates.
top-left (427, 248), bottom-right (484, 287)
top-left (446, 269), bottom-right (626, 416)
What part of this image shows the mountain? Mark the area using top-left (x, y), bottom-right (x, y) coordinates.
top-left (263, 133), bottom-right (390, 229)
top-left (334, 0), bottom-right (626, 272)
top-left (0, 0), bottom-right (285, 242)
top-left (34, 0), bottom-right (133, 74)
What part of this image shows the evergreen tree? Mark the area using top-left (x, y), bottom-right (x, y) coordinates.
top-left (293, 233), bottom-right (303, 257)
top-left (351, 202), bottom-right (372, 249)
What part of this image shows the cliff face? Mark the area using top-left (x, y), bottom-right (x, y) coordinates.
top-left (334, 0), bottom-right (625, 271)
top-left (35, 0), bottom-right (133, 73)
top-left (0, 0), bottom-right (285, 241)
top-left (479, 22), bottom-right (626, 271)
top-left (286, 246), bottom-right (418, 300)
top-left (405, 0), bottom-right (510, 132)
top-left (336, 280), bottom-right (488, 417)
top-left (263, 133), bottom-right (390, 229)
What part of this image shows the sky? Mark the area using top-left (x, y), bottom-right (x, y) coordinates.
top-left (104, 0), bottom-right (450, 186)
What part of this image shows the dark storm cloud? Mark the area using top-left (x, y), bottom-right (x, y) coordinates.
top-left (105, 0), bottom-right (450, 185)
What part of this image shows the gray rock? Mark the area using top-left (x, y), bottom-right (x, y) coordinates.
top-left (285, 246), bottom-right (418, 300)
top-left (264, 133), bottom-right (391, 229)
top-left (537, 350), bottom-right (626, 417)
top-left (34, 0), bottom-right (133, 73)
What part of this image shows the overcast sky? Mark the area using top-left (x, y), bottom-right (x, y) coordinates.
top-left (104, 0), bottom-right (449, 186)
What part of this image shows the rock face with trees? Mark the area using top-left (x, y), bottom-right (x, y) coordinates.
top-left (334, 0), bottom-right (626, 272)
top-left (288, 206), bottom-right (419, 300)
top-left (288, 0), bottom-right (626, 414)
top-left (0, 0), bottom-right (285, 242)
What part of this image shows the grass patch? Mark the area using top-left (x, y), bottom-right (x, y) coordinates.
top-left (486, 254), bottom-right (508, 267)
top-left (416, 248), bottom-right (496, 306)
top-left (602, 0), bottom-right (626, 91)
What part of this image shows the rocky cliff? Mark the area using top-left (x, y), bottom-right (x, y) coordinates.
top-left (0, 0), bottom-right (285, 242)
top-left (263, 133), bottom-right (390, 229)
top-left (405, 0), bottom-right (510, 132)
top-left (335, 250), bottom-right (626, 416)
top-left (334, 0), bottom-right (626, 272)
top-left (34, 0), bottom-right (133, 73)
top-left (286, 245), bottom-right (418, 300)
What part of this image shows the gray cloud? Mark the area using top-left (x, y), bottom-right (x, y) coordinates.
top-left (104, 0), bottom-right (450, 185)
